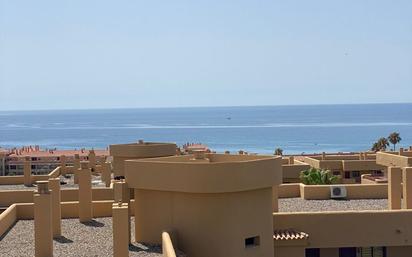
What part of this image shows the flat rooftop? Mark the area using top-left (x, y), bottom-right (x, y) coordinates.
top-left (279, 198), bottom-right (388, 212)
top-left (0, 217), bottom-right (185, 257)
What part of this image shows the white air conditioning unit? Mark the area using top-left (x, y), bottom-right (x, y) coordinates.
top-left (330, 186), bottom-right (347, 199)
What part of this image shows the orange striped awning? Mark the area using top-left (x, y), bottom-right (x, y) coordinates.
top-left (273, 229), bottom-right (309, 241)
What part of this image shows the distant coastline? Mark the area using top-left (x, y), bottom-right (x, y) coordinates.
top-left (1, 102), bottom-right (411, 113)
top-left (0, 103), bottom-right (411, 154)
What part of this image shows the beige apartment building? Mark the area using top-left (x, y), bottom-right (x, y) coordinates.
top-left (303, 152), bottom-right (386, 183)
top-left (275, 148), bottom-right (412, 257)
top-left (1, 146), bottom-right (108, 175)
top-left (1, 141), bottom-right (412, 257)
top-left (0, 148), bottom-right (7, 176)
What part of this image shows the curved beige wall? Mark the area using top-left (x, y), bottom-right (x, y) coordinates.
top-left (109, 142), bottom-right (176, 176)
top-left (135, 188), bottom-right (274, 257)
top-left (126, 154), bottom-right (281, 257)
top-left (125, 154), bottom-right (282, 193)
top-left (109, 142), bottom-right (176, 158)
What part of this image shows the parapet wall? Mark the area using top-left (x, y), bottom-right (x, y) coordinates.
top-left (0, 204), bottom-right (17, 237)
top-left (304, 155), bottom-right (385, 172)
top-left (299, 183), bottom-right (387, 200)
top-left (377, 152), bottom-right (412, 168)
top-left (282, 160), bottom-right (310, 183)
top-left (0, 175), bottom-right (50, 185)
top-left (342, 160), bottom-right (384, 171)
top-left (162, 232), bottom-right (178, 257)
top-left (0, 200), bottom-right (137, 238)
top-left (278, 184), bottom-right (301, 198)
top-left (110, 142), bottom-right (177, 176)
top-left (126, 154), bottom-right (282, 193)
top-left (274, 210), bottom-right (412, 248)
top-left (0, 188), bottom-right (115, 206)
top-left (303, 157), bottom-right (343, 170)
top-left (277, 183), bottom-right (388, 200)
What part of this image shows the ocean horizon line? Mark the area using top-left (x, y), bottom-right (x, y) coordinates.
top-left (2, 122), bottom-right (412, 130)
top-left (0, 102), bottom-right (411, 113)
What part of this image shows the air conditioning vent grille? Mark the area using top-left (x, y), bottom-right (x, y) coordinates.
top-left (330, 186), bottom-right (347, 199)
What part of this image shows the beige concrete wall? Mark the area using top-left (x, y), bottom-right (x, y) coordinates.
top-left (388, 167), bottom-right (402, 210)
top-left (341, 178), bottom-right (357, 184)
top-left (12, 200), bottom-right (133, 219)
top-left (63, 188), bottom-right (114, 201)
top-left (300, 183), bottom-right (388, 200)
top-left (324, 155), bottom-right (366, 160)
top-left (110, 142), bottom-right (176, 176)
top-left (112, 203), bottom-right (129, 257)
top-left (32, 175), bottom-right (51, 182)
top-left (387, 246), bottom-right (412, 257)
top-left (112, 156), bottom-right (130, 177)
top-left (303, 157), bottom-right (347, 171)
top-left (282, 160), bottom-right (310, 182)
top-left (0, 176), bottom-right (24, 185)
top-left (162, 231), bottom-right (177, 257)
top-left (0, 175), bottom-right (56, 185)
top-left (127, 153), bottom-right (280, 257)
top-left (345, 184), bottom-right (387, 199)
top-left (274, 210), bottom-right (412, 248)
top-left (377, 152), bottom-right (412, 168)
top-left (403, 167), bottom-right (412, 209)
top-left (126, 155), bottom-right (282, 193)
top-left (342, 160), bottom-right (385, 171)
top-left (401, 151), bottom-right (412, 157)
top-left (0, 190), bottom-right (33, 206)
top-left (135, 188), bottom-right (274, 257)
top-left (303, 157), bottom-right (321, 168)
top-left (278, 183), bottom-right (301, 198)
top-left (361, 174), bottom-right (388, 184)
top-left (304, 156), bottom-right (384, 182)
top-left (0, 204), bottom-right (17, 237)
top-left (0, 192), bottom-right (125, 238)
top-left (0, 188), bottom-right (114, 206)
top-left (15, 203), bottom-right (33, 219)
top-left (320, 248), bottom-right (339, 257)
top-left (318, 160), bottom-right (343, 170)
top-left (283, 178), bottom-right (301, 183)
top-left (48, 167), bottom-right (61, 178)
top-left (274, 246), bottom-right (305, 257)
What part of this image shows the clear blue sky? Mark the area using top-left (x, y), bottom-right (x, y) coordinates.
top-left (1, 0), bottom-right (411, 110)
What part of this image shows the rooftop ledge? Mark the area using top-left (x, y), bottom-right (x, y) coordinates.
top-left (124, 154), bottom-right (282, 193)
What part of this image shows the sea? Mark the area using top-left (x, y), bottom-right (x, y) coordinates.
top-left (0, 103), bottom-right (411, 154)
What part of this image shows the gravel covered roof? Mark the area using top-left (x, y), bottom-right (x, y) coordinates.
top-left (0, 217), bottom-right (185, 257)
top-left (278, 198), bottom-right (388, 212)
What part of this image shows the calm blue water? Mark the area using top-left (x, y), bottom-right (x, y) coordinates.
top-left (0, 104), bottom-right (411, 154)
